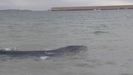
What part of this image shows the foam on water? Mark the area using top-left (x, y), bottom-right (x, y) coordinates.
top-left (40, 56), bottom-right (49, 60)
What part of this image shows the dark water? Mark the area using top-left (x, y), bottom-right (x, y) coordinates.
top-left (0, 10), bottom-right (133, 75)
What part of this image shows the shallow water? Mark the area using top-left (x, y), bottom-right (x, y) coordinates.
top-left (0, 10), bottom-right (133, 75)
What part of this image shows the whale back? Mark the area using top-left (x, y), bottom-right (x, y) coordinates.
top-left (0, 45), bottom-right (88, 58)
top-left (46, 45), bottom-right (88, 56)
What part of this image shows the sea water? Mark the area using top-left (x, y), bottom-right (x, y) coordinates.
top-left (0, 10), bottom-right (133, 75)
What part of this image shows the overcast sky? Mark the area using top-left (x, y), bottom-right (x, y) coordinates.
top-left (0, 0), bottom-right (133, 10)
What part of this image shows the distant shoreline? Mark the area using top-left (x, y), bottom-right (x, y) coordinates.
top-left (0, 9), bottom-right (33, 12)
top-left (51, 5), bottom-right (133, 11)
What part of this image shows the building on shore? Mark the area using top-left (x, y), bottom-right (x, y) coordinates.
top-left (51, 5), bottom-right (133, 11)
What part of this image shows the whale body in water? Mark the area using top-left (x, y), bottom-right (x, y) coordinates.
top-left (0, 45), bottom-right (87, 60)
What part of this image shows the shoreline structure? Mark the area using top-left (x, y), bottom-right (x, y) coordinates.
top-left (51, 5), bottom-right (133, 11)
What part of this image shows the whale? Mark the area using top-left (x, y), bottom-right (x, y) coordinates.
top-left (0, 45), bottom-right (87, 60)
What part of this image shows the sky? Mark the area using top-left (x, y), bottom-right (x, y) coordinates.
top-left (0, 0), bottom-right (133, 10)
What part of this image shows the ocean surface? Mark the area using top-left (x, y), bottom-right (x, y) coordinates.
top-left (0, 9), bottom-right (133, 75)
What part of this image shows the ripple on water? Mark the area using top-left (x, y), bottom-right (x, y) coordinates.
top-left (93, 30), bottom-right (109, 35)
top-left (121, 73), bottom-right (133, 75)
